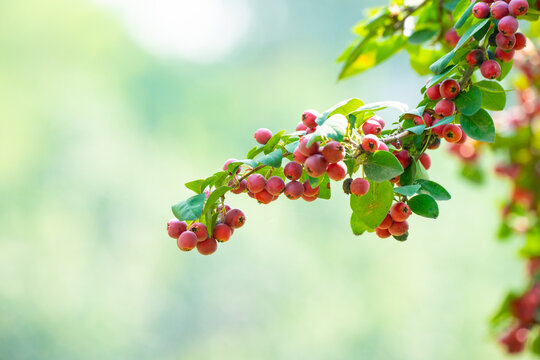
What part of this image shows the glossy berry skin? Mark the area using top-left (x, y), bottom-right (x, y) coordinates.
top-left (379, 214), bottom-right (393, 230)
top-left (443, 124), bottom-right (463, 143)
top-left (491, 1), bottom-right (510, 19)
top-left (301, 110), bottom-right (319, 129)
top-left (350, 178), bottom-right (370, 196)
top-left (440, 79), bottom-right (460, 99)
top-left (223, 158), bottom-right (240, 175)
top-left (167, 219), bottom-right (187, 239)
top-left (444, 28), bottom-right (460, 47)
top-left (362, 119), bottom-right (382, 136)
top-left (498, 16), bottom-right (519, 36)
top-left (254, 128), bottom-right (273, 145)
top-left (466, 49), bottom-right (485, 66)
top-left (431, 119), bottom-right (445, 138)
top-left (304, 154), bottom-right (328, 177)
top-left (426, 84), bottom-right (442, 100)
top-left (480, 60), bottom-right (501, 79)
top-left (197, 237), bottom-right (217, 255)
top-left (473, 2), bottom-right (490, 18)
top-left (514, 32), bottom-right (527, 50)
top-left (414, 112), bottom-right (433, 127)
top-left (224, 209), bottom-right (246, 229)
top-left (326, 161), bottom-right (347, 181)
top-left (177, 231), bottom-right (198, 251)
top-left (375, 227), bottom-right (391, 239)
top-left (394, 150), bottom-right (411, 169)
top-left (189, 222), bottom-right (209, 242)
top-left (302, 193), bottom-right (318, 202)
top-left (389, 221), bottom-right (409, 236)
top-left (509, 0), bottom-right (529, 16)
top-left (495, 47), bottom-right (515, 62)
top-left (298, 137), bottom-right (320, 156)
top-left (371, 115), bottom-right (385, 129)
top-left (362, 134), bottom-right (380, 153)
top-left (213, 223), bottom-right (232, 243)
top-left (256, 189), bottom-right (274, 204)
top-left (499, 326), bottom-right (529, 354)
top-left (303, 181), bottom-right (320, 197)
top-left (293, 147), bottom-right (307, 164)
top-left (246, 173), bottom-right (266, 193)
top-left (390, 202), bottom-right (411, 222)
top-left (284, 181), bottom-right (304, 199)
top-left (322, 141), bottom-right (345, 163)
top-left (434, 99), bottom-right (456, 117)
top-left (496, 33), bottom-right (516, 50)
top-left (378, 142), bottom-right (389, 151)
top-left (284, 162), bottom-right (303, 180)
top-left (296, 122), bottom-right (307, 132)
top-left (265, 176), bottom-right (285, 196)
top-left (229, 178), bottom-right (247, 194)
top-left (419, 153), bottom-right (431, 170)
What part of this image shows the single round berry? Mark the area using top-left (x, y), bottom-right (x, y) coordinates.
top-left (440, 79), bottom-right (460, 99)
top-left (434, 99), bottom-right (456, 117)
top-left (480, 60), bottom-right (502, 79)
top-left (284, 162), bottom-right (303, 181)
top-left (197, 237), bottom-right (217, 255)
top-left (390, 202), bottom-right (411, 222)
top-left (229, 178), bottom-right (247, 194)
top-left (394, 150), bottom-right (411, 169)
top-left (431, 119), bottom-right (445, 138)
top-left (189, 222), bottom-right (209, 242)
top-left (322, 141), bottom-right (345, 163)
top-left (473, 2), bottom-right (490, 18)
top-left (256, 189), bottom-right (274, 204)
top-left (426, 84), bottom-right (442, 100)
top-left (362, 119), bottom-right (382, 136)
top-left (491, 1), bottom-right (510, 19)
top-left (246, 173), bottom-right (266, 193)
top-left (428, 137), bottom-right (441, 150)
top-left (371, 115), bottom-right (385, 129)
top-left (224, 209), bottom-right (246, 229)
top-left (302, 193), bottom-right (318, 202)
top-left (304, 154), bottom-right (328, 178)
top-left (443, 124), bottom-right (463, 143)
top-left (177, 231), bottom-right (198, 251)
top-left (301, 110), bottom-right (319, 129)
top-left (265, 176), bottom-right (285, 196)
top-left (254, 128), bottom-right (273, 145)
top-left (389, 221), bottom-right (409, 236)
top-left (326, 161), bottom-right (347, 181)
top-left (496, 33), bottom-right (516, 50)
top-left (293, 147), bottom-right (307, 164)
top-left (509, 0), bottom-right (529, 16)
top-left (167, 219), bottom-right (187, 239)
top-left (284, 181), bottom-right (304, 199)
top-left (495, 47), bottom-right (515, 62)
top-left (298, 137), bottom-right (320, 156)
top-left (456, 131), bottom-right (468, 144)
top-left (350, 178), bottom-right (370, 196)
top-left (376, 227), bottom-right (392, 239)
top-left (362, 134), bottom-right (380, 153)
top-left (379, 214), bottom-right (393, 230)
top-left (296, 122), bottom-right (307, 132)
top-left (303, 180), bottom-right (320, 197)
top-left (419, 153), bottom-right (431, 170)
top-left (444, 28), bottom-right (460, 47)
top-left (223, 158), bottom-right (240, 175)
top-left (213, 223), bottom-right (232, 243)
top-left (514, 32), bottom-right (527, 50)
top-left (498, 16), bottom-right (519, 36)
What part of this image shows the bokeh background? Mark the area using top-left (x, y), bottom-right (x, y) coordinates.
top-left (0, 0), bottom-right (532, 359)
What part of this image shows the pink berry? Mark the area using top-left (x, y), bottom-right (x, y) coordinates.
top-left (388, 221), bottom-right (409, 236)
top-left (304, 154), bottom-right (328, 178)
top-left (434, 99), bottom-right (456, 117)
top-left (223, 158), bottom-right (240, 175)
top-left (379, 214), bottom-right (393, 230)
top-left (284, 162), bottom-right (303, 180)
top-left (322, 141), bottom-right (345, 163)
top-left (394, 150), bottom-right (411, 169)
top-left (473, 2), bottom-right (490, 18)
top-left (303, 181), bottom-right (320, 197)
top-left (443, 124), bottom-right (463, 143)
top-left (265, 176), bottom-right (286, 196)
top-left (495, 47), bottom-right (515, 62)
top-left (509, 0), bottom-right (529, 16)
top-left (426, 84), bottom-right (442, 100)
top-left (376, 227), bottom-right (392, 238)
top-left (256, 189), bottom-right (274, 204)
top-left (480, 60), bottom-right (501, 79)
top-left (293, 147), bottom-right (307, 164)
top-left (224, 209), bottom-right (246, 229)
top-left (444, 28), bottom-right (460, 47)
top-left (514, 33), bottom-right (527, 50)
top-left (498, 16), bottom-right (519, 36)
top-left (213, 223), bottom-right (232, 243)
top-left (440, 79), bottom-right (460, 99)
top-left (298, 136), bottom-right (320, 156)
top-left (254, 128), bottom-right (273, 145)
top-left (246, 173), bottom-right (266, 193)
top-left (350, 178), bottom-right (370, 196)
top-left (197, 237), bottom-right (218, 255)
top-left (284, 181), bottom-right (304, 199)
top-left (167, 219), bottom-right (187, 239)
top-left (229, 178), bottom-right (247, 194)
top-left (378, 142), bottom-right (389, 151)
top-left (370, 115), bottom-right (385, 129)
top-left (301, 110), bottom-right (319, 129)
top-left (362, 134), bottom-right (380, 153)
top-left (189, 222), bottom-right (209, 242)
top-left (419, 153), bottom-right (431, 170)
top-left (296, 122), bottom-right (307, 132)
top-left (390, 202), bottom-right (411, 222)
top-left (177, 231), bottom-right (198, 251)
top-left (326, 161), bottom-right (347, 181)
top-left (496, 33), bottom-right (516, 50)
top-left (491, 1), bottom-right (510, 19)
top-left (362, 119), bottom-right (382, 136)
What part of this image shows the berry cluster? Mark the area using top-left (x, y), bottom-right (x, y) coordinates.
top-left (374, 202), bottom-right (411, 240)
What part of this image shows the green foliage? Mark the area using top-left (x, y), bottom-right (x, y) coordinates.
top-left (364, 151), bottom-right (404, 182)
top-left (172, 194), bottom-right (206, 221)
top-left (408, 194), bottom-right (439, 219)
top-left (475, 80), bottom-right (507, 111)
top-left (350, 180), bottom-right (394, 232)
top-left (461, 109), bottom-right (495, 143)
top-left (454, 86), bottom-right (482, 116)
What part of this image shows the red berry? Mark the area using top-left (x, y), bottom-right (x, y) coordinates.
top-left (431, 119), bottom-right (445, 138)
top-left (254, 128), bottom-right (273, 145)
top-left (496, 33), bottom-right (516, 50)
top-left (456, 131), bottom-right (468, 144)
top-left (480, 60), bottom-right (501, 79)
top-left (473, 2), bottom-right (490, 18)
top-left (189, 222), bottom-right (209, 242)
top-left (284, 162), bottom-right (303, 180)
top-left (379, 214), bottom-right (393, 230)
top-left (419, 153), bottom-right (431, 170)
top-left (514, 32), bottom-right (527, 50)
top-left (491, 1), bottom-right (510, 19)
top-left (394, 150), bottom-right (411, 169)
top-left (298, 136), bottom-right (320, 156)
top-left (444, 28), bottom-right (460, 47)
top-left (499, 326), bottom-right (529, 354)
top-left (495, 47), bottom-right (515, 62)
top-left (466, 49), bottom-right (485, 66)
top-left (303, 181), bottom-right (320, 197)
top-left (229, 178), bottom-right (247, 194)
top-left (389, 221), bottom-right (409, 236)
top-left (213, 223), bottom-right (232, 243)
top-left (440, 79), bottom-right (460, 99)
top-left (167, 219), bottom-right (187, 238)
top-left (428, 137), bottom-right (441, 149)
top-left (376, 227), bottom-right (392, 238)
top-left (498, 16), bottom-right (519, 36)
top-left (434, 99), bottom-right (456, 117)
top-left (390, 202), bottom-right (411, 222)
top-left (301, 110), bottom-right (319, 129)
top-left (284, 181), bottom-right (304, 199)
top-left (223, 158), bottom-right (240, 175)
top-left (217, 203), bottom-right (231, 213)
top-left (362, 134), bottom-right (380, 153)
top-left (304, 154), bottom-right (328, 177)
top-left (362, 119), bottom-right (382, 135)
top-left (322, 141), bottom-right (345, 163)
top-left (306, 127), bottom-right (316, 134)
top-left (224, 209), bottom-right (246, 229)
top-left (378, 142), bottom-right (389, 151)
top-left (177, 231), bottom-right (198, 251)
top-left (426, 84), bottom-right (442, 100)
top-left (370, 115), bottom-right (385, 129)
top-left (293, 147), bottom-right (307, 164)
top-left (265, 176), bottom-right (285, 196)
top-left (302, 193), bottom-right (318, 202)
top-left (443, 124), bottom-right (463, 143)
top-left (296, 122), bottom-right (307, 132)
top-left (350, 178), bottom-right (370, 196)
top-left (326, 161), bottom-right (347, 181)
top-left (509, 0), bottom-right (529, 16)
top-left (246, 173), bottom-right (266, 193)
top-left (197, 237), bottom-right (217, 255)
top-left (256, 189), bottom-right (274, 204)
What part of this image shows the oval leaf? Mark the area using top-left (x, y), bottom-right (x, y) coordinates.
top-left (408, 194), bottom-right (439, 219)
top-left (454, 86), bottom-right (482, 116)
top-left (364, 151), bottom-right (404, 182)
top-left (415, 179), bottom-right (451, 200)
top-left (350, 180), bottom-right (394, 230)
top-left (475, 80), bottom-right (507, 111)
top-left (461, 109), bottom-right (495, 143)
top-left (172, 194), bottom-right (206, 221)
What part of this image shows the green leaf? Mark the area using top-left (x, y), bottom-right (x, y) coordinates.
top-left (408, 29), bottom-right (438, 45)
top-left (399, 160), bottom-right (417, 186)
top-left (203, 185), bottom-right (232, 215)
top-left (263, 130), bottom-right (285, 154)
top-left (475, 80), bottom-right (507, 111)
top-left (454, 85), bottom-right (482, 116)
top-left (318, 175), bottom-right (331, 200)
top-left (415, 179), bottom-right (451, 200)
top-left (284, 140), bottom-right (299, 154)
top-left (325, 98), bottom-right (364, 119)
top-left (461, 109), bottom-right (495, 142)
top-left (350, 180), bottom-right (394, 230)
top-left (350, 212), bottom-right (367, 235)
top-left (352, 100), bottom-right (409, 113)
top-left (246, 146), bottom-right (264, 159)
top-left (426, 65), bottom-right (458, 88)
top-left (393, 184), bottom-right (421, 197)
top-left (364, 151), bottom-right (404, 182)
top-left (307, 114), bottom-right (348, 146)
top-left (259, 149), bottom-right (283, 168)
top-left (426, 115), bottom-right (455, 129)
top-left (405, 124), bottom-right (426, 135)
top-left (172, 194), bottom-right (206, 221)
top-left (185, 179), bottom-right (206, 194)
top-left (454, 2), bottom-right (474, 29)
top-left (499, 59), bottom-right (513, 80)
top-left (408, 194), bottom-right (439, 219)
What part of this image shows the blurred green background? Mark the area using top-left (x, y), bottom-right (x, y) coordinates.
top-left (0, 0), bottom-right (532, 359)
